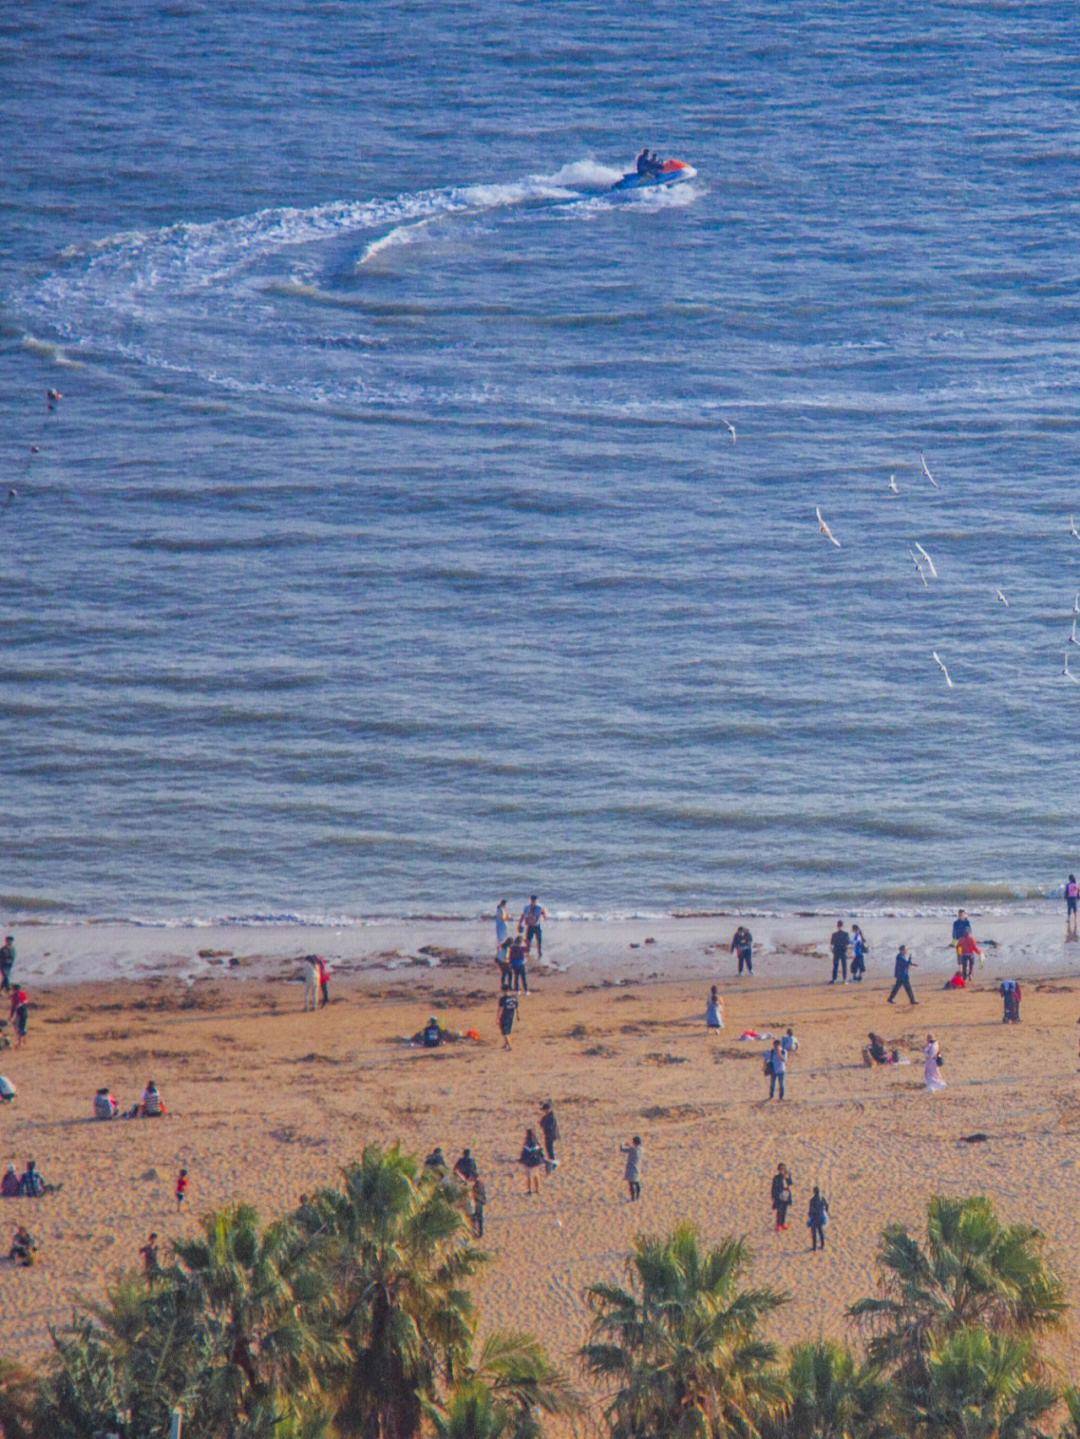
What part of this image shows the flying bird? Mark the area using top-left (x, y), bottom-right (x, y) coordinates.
top-left (1074, 592), bottom-right (1080, 615)
top-left (1063, 653), bottom-right (1079, 684)
top-left (919, 453), bottom-right (940, 489)
top-left (1070, 516), bottom-right (1080, 541)
top-left (888, 474), bottom-right (899, 495)
top-left (815, 507), bottom-right (841, 548)
top-left (994, 589), bottom-right (1009, 607)
top-left (1071, 618), bottom-right (1079, 647)
top-left (908, 549), bottom-right (929, 587)
top-left (932, 651), bottom-right (954, 688)
top-left (914, 542), bottom-right (938, 578)
top-left (723, 421), bottom-right (736, 443)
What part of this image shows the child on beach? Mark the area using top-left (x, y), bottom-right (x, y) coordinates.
top-left (303, 955), bottom-right (320, 1011)
top-left (497, 991), bottom-right (518, 1050)
top-left (93, 1087), bottom-right (119, 1119)
top-left (317, 956), bottom-right (330, 1007)
top-left (924, 1034), bottom-right (946, 1092)
top-left (706, 985), bottom-right (724, 1031)
top-left (175, 1168), bottom-right (189, 1211)
top-left (850, 925), bottom-right (868, 981)
top-left (621, 1136), bottom-right (643, 1202)
top-left (781, 1028), bottom-right (798, 1062)
top-left (519, 1129), bottom-right (545, 1194)
top-left (9, 987), bottom-right (28, 1048)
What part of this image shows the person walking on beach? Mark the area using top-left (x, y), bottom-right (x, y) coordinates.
top-left (508, 932), bottom-right (530, 993)
top-left (764, 1039), bottom-right (787, 1101)
top-left (850, 924), bottom-right (868, 982)
top-left (621, 1136), bottom-right (643, 1202)
top-left (770, 1163), bottom-right (793, 1231)
top-left (808, 1187), bottom-right (829, 1251)
top-left (495, 899), bottom-right (511, 957)
top-left (520, 896), bottom-right (547, 959)
top-left (139, 1232), bottom-right (161, 1285)
top-left (887, 946), bottom-right (918, 1005)
top-left (470, 1177), bottom-right (486, 1238)
top-left (924, 1033), bottom-right (946, 1092)
top-left (540, 1100), bottom-right (559, 1171)
top-left (302, 955), bottom-right (320, 1011)
top-left (1067, 874), bottom-right (1079, 940)
top-left (0, 936), bottom-right (15, 993)
top-left (497, 990), bottom-right (518, 1050)
top-left (9, 986), bottom-right (28, 1048)
top-left (730, 925), bottom-right (753, 976)
top-left (951, 908), bottom-right (972, 946)
top-left (957, 932), bottom-right (981, 982)
top-left (829, 921), bottom-right (850, 984)
top-left (175, 1168), bottom-right (189, 1211)
top-left (519, 1127), bottom-right (545, 1194)
top-left (316, 956), bottom-right (330, 1007)
top-left (706, 985), bottom-right (724, 1032)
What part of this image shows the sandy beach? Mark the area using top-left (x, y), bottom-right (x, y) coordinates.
top-left (1, 910), bottom-right (1079, 1387)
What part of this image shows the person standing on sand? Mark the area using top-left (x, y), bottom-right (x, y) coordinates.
top-left (508, 932), bottom-right (530, 993)
top-left (0, 936), bottom-right (15, 993)
top-left (850, 924), bottom-right (868, 982)
top-left (540, 1100), bottom-right (559, 1171)
top-left (9, 986), bottom-right (28, 1048)
top-left (887, 946), bottom-right (918, 1005)
top-left (302, 955), bottom-right (320, 1011)
top-left (829, 921), bottom-right (850, 984)
top-left (781, 1027), bottom-right (798, 1063)
top-left (1066, 874), bottom-right (1078, 940)
top-left (495, 899), bottom-right (511, 956)
top-left (770, 1163), bottom-right (793, 1231)
top-left (730, 925), bottom-right (753, 976)
top-left (140, 1232), bottom-right (161, 1285)
top-left (520, 1128), bottom-right (545, 1194)
top-left (621, 1136), bottom-right (643, 1201)
top-left (316, 956), bottom-right (330, 1007)
top-left (175, 1168), bottom-right (189, 1211)
top-left (764, 1039), bottom-right (787, 1101)
top-left (808, 1187), bottom-right (829, 1251)
top-left (520, 896), bottom-right (547, 959)
top-left (497, 990), bottom-right (518, 1050)
top-left (453, 1148), bottom-right (479, 1184)
top-left (706, 985), bottom-right (724, 1031)
top-left (924, 1033), bottom-right (946, 1091)
top-left (471, 1177), bottom-right (486, 1238)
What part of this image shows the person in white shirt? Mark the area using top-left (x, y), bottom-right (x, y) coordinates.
top-left (303, 955), bottom-right (320, 1011)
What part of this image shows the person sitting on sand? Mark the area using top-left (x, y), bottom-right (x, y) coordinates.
top-left (421, 1016), bottom-right (444, 1049)
top-left (945, 970), bottom-right (966, 989)
top-left (9, 1224), bottom-right (35, 1266)
top-left (706, 985), bottom-right (724, 1031)
top-left (93, 1086), bottom-right (119, 1120)
top-left (140, 1080), bottom-right (167, 1117)
top-left (18, 1160), bottom-right (60, 1197)
top-left (1000, 979), bottom-right (1022, 1023)
top-left (862, 1032), bottom-right (892, 1066)
top-left (0, 1075), bottom-right (15, 1104)
top-left (1, 1164), bottom-right (19, 1197)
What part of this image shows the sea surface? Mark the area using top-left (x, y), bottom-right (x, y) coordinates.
top-left (1, 1), bottom-right (1078, 925)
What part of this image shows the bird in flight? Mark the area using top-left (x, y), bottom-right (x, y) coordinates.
top-left (1070, 516), bottom-right (1080, 541)
top-left (995, 589), bottom-right (1009, 607)
top-left (1063, 653), bottom-right (1079, 684)
top-left (932, 651), bottom-right (953, 688)
top-left (919, 453), bottom-right (940, 489)
top-left (815, 507), bottom-right (841, 548)
top-left (914, 542), bottom-right (938, 579)
top-left (1071, 618), bottom-right (1079, 647)
top-left (888, 474), bottom-right (899, 495)
top-left (723, 421), bottom-right (736, 443)
top-left (908, 549), bottom-right (929, 587)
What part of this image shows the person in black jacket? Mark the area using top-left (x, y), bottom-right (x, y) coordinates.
top-left (539, 1100), bottom-right (559, 1172)
top-left (770, 1163), bottom-right (793, 1232)
top-left (829, 922), bottom-right (850, 983)
top-left (808, 1186), bottom-right (829, 1251)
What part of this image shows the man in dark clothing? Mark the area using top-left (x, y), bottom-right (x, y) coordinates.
top-left (0, 937), bottom-right (14, 993)
top-left (887, 946), bottom-right (918, 1005)
top-left (829, 922), bottom-right (850, 984)
top-left (951, 909), bottom-right (972, 943)
top-left (540, 1100), bottom-right (559, 1172)
top-left (636, 147), bottom-right (650, 174)
top-left (453, 1148), bottom-right (479, 1183)
top-left (731, 926), bottom-right (753, 976)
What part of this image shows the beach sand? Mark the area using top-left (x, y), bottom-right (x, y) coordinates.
top-left (1, 913), bottom-right (1079, 1391)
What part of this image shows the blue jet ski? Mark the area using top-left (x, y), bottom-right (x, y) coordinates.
top-left (611, 158), bottom-right (696, 192)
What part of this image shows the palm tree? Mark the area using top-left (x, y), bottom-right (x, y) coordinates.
top-left (303, 1143), bottom-right (485, 1439)
top-left (908, 1326), bottom-right (1057, 1439)
top-left (581, 1223), bottom-right (789, 1439)
top-left (463, 1330), bottom-right (580, 1439)
top-left (768, 1340), bottom-right (896, 1439)
top-left (1058, 1386), bottom-right (1080, 1439)
top-left (0, 1357), bottom-right (42, 1439)
top-left (424, 1379), bottom-right (512, 1439)
top-left (849, 1196), bottom-right (1065, 1391)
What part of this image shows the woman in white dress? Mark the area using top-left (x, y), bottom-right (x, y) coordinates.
top-left (924, 1033), bottom-right (946, 1092)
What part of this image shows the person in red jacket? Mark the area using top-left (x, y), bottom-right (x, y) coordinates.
top-left (9, 987), bottom-right (29, 1047)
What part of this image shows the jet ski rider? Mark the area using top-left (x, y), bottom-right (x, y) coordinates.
top-left (635, 147), bottom-right (665, 177)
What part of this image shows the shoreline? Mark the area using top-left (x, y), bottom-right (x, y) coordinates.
top-left (4, 904), bottom-right (1080, 989)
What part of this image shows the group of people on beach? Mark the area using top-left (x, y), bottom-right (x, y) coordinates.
top-left (93, 1079), bottom-right (169, 1120)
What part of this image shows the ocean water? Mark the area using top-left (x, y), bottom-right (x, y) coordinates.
top-left (1, 0), bottom-right (1078, 924)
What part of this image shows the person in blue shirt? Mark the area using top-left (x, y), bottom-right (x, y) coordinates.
top-left (829, 922), bottom-right (850, 984)
top-left (765, 1039), bottom-right (787, 1100)
top-left (850, 924), bottom-right (868, 982)
top-left (951, 909), bottom-right (972, 943)
top-left (887, 945), bottom-right (918, 1005)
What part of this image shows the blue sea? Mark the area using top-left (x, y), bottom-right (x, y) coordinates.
top-left (1, 0), bottom-right (1078, 924)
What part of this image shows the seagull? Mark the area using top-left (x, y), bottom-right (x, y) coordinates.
top-left (888, 474), bottom-right (899, 495)
top-left (815, 506), bottom-right (841, 548)
top-left (914, 541), bottom-right (938, 578)
top-left (1071, 618), bottom-right (1079, 647)
top-left (919, 453), bottom-right (940, 489)
top-left (723, 421), bottom-right (736, 443)
top-left (1070, 516), bottom-right (1080, 541)
top-left (909, 549), bottom-right (929, 587)
top-left (995, 589), bottom-right (1009, 607)
top-left (932, 651), bottom-right (954, 688)
top-left (1063, 653), bottom-right (1079, 684)
top-left (1074, 592), bottom-right (1080, 615)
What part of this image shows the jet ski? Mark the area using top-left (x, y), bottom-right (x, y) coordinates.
top-left (611, 159), bottom-right (696, 192)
